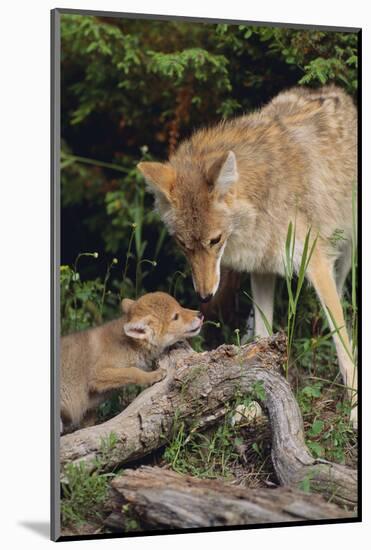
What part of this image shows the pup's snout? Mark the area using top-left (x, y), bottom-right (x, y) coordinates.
top-left (186, 311), bottom-right (204, 336)
top-left (197, 293), bottom-right (213, 304)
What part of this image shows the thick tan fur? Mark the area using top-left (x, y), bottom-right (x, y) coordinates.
top-left (138, 85), bottom-right (358, 426)
top-left (61, 292), bottom-right (203, 432)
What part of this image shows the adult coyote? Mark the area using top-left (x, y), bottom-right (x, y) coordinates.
top-left (138, 85), bottom-right (358, 426)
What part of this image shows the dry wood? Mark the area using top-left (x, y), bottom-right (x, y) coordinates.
top-left (60, 334), bottom-right (357, 507)
top-left (104, 466), bottom-right (353, 530)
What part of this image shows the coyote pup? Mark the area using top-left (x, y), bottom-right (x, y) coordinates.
top-left (138, 85), bottom-right (358, 426)
top-left (61, 292), bottom-right (203, 432)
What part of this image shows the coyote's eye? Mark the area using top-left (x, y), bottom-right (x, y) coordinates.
top-left (172, 312), bottom-right (179, 321)
top-left (209, 234), bottom-right (222, 247)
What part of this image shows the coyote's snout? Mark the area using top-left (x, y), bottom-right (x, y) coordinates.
top-left (138, 85), bottom-right (358, 427)
top-left (177, 229), bottom-right (229, 303)
top-left (138, 149), bottom-right (237, 302)
top-left (191, 247), bottom-right (222, 303)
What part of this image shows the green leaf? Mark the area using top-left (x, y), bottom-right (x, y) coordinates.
top-left (309, 419), bottom-right (324, 436)
top-left (302, 384), bottom-right (322, 398)
top-left (307, 440), bottom-right (325, 457)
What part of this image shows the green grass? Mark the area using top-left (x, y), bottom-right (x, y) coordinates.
top-left (61, 434), bottom-right (117, 528)
top-left (163, 414), bottom-right (251, 479)
top-left (61, 462), bottom-right (111, 527)
top-left (163, 382), bottom-right (268, 480)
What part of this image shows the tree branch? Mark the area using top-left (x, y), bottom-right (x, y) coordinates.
top-left (104, 466), bottom-right (354, 531)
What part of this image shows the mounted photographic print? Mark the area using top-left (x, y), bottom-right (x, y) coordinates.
top-left (51, 8), bottom-right (361, 541)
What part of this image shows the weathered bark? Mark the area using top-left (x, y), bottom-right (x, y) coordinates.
top-left (104, 466), bottom-right (354, 531)
top-left (60, 334), bottom-right (357, 507)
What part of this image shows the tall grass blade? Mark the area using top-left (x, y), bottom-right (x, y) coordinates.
top-left (243, 291), bottom-right (273, 336)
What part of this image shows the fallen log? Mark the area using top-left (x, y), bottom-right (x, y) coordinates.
top-left (104, 466), bottom-right (353, 531)
top-left (60, 334), bottom-right (357, 507)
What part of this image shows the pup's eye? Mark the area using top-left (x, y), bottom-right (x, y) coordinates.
top-left (172, 313), bottom-right (179, 321)
top-left (209, 234), bottom-right (222, 247)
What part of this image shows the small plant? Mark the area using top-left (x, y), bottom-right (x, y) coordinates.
top-left (190, 334), bottom-right (205, 353)
top-left (234, 328), bottom-right (241, 347)
top-left (169, 269), bottom-right (188, 298)
top-left (98, 432), bottom-right (118, 462)
top-left (120, 222), bottom-right (137, 298)
top-left (163, 409), bottom-right (240, 478)
top-left (298, 381), bottom-right (323, 414)
top-left (297, 378), bottom-right (356, 465)
top-left (60, 251), bottom-right (123, 335)
top-left (305, 408), bottom-right (356, 463)
top-left (100, 257), bottom-right (118, 316)
top-left (306, 418), bottom-right (326, 457)
top-left (164, 382), bottom-right (268, 479)
top-left (190, 320), bottom-right (221, 352)
top-left (60, 261), bottom-right (104, 335)
top-left (322, 403), bottom-right (355, 463)
top-left (61, 462), bottom-right (111, 527)
top-left (251, 380), bottom-right (266, 402)
top-left (135, 259), bottom-right (157, 298)
top-left (163, 416), bottom-right (188, 471)
top-left (121, 504), bottom-right (141, 532)
top-left (61, 434), bottom-right (117, 528)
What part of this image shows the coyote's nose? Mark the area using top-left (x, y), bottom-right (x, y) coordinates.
top-left (197, 293), bottom-right (213, 303)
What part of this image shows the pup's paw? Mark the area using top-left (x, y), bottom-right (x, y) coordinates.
top-left (151, 368), bottom-right (167, 384)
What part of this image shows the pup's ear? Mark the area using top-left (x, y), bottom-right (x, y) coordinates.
top-left (208, 151), bottom-right (238, 196)
top-left (121, 298), bottom-right (135, 315)
top-left (137, 161), bottom-right (176, 202)
top-left (123, 317), bottom-right (153, 341)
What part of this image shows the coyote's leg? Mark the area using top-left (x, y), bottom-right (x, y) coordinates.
top-left (336, 239), bottom-right (352, 297)
top-left (251, 273), bottom-right (276, 337)
top-left (307, 251), bottom-right (357, 428)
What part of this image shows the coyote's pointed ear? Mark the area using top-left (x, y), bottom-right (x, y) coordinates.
top-left (123, 316), bottom-right (153, 341)
top-left (121, 298), bottom-right (135, 315)
top-left (137, 162), bottom-right (176, 202)
top-left (209, 151), bottom-right (238, 196)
